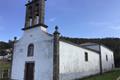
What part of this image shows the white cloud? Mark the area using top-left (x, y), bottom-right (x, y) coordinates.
top-left (109, 26), bottom-right (120, 30)
top-left (49, 17), bottom-right (56, 22)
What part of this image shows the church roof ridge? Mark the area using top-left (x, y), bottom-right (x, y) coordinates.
top-left (59, 38), bottom-right (100, 54)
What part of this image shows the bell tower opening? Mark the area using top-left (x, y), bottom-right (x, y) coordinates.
top-left (22, 0), bottom-right (48, 31)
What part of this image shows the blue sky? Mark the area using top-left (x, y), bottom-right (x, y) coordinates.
top-left (0, 0), bottom-right (120, 41)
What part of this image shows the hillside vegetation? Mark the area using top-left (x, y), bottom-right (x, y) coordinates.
top-left (0, 41), bottom-right (12, 56)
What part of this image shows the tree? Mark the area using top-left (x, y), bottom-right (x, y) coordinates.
top-left (0, 41), bottom-right (13, 61)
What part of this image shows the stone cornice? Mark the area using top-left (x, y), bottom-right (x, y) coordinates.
top-left (22, 23), bottom-right (48, 31)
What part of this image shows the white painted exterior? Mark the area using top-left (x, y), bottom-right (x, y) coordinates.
top-left (101, 46), bottom-right (114, 72)
top-left (11, 27), bottom-right (115, 80)
top-left (81, 43), bottom-right (115, 72)
top-left (59, 41), bottom-right (100, 80)
top-left (0, 56), bottom-right (3, 60)
top-left (11, 26), bottom-right (53, 80)
top-left (0, 54), bottom-right (11, 60)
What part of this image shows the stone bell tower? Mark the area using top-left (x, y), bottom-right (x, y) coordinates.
top-left (22, 0), bottom-right (47, 31)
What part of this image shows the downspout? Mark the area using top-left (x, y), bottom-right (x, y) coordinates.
top-left (99, 44), bottom-right (103, 74)
top-left (53, 26), bottom-right (60, 80)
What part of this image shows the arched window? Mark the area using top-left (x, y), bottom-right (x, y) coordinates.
top-left (27, 44), bottom-right (34, 57)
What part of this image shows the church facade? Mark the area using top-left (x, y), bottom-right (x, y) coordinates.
top-left (11, 0), bottom-right (115, 80)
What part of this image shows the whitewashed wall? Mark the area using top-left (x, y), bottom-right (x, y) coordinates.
top-left (100, 46), bottom-right (114, 72)
top-left (59, 41), bottom-right (100, 80)
top-left (0, 54), bottom-right (10, 60)
top-left (0, 56), bottom-right (2, 60)
top-left (11, 26), bottom-right (53, 80)
top-left (81, 43), bottom-right (115, 73)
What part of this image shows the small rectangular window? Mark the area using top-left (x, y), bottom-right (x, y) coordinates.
top-left (106, 55), bottom-right (108, 61)
top-left (85, 52), bottom-right (88, 62)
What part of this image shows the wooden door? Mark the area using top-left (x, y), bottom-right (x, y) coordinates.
top-left (24, 62), bottom-right (34, 80)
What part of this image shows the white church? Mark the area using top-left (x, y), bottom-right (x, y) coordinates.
top-left (11, 0), bottom-right (115, 80)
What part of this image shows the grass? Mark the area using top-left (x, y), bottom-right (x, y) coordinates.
top-left (0, 61), bottom-right (120, 80)
top-left (0, 60), bottom-right (10, 70)
top-left (0, 78), bottom-right (9, 80)
top-left (78, 69), bottom-right (120, 80)
top-left (0, 60), bottom-right (10, 80)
